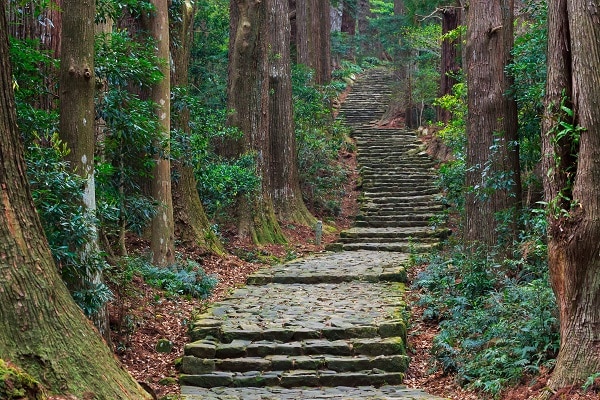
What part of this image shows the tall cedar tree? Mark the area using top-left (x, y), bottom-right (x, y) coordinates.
top-left (170, 0), bottom-right (225, 253)
top-left (296, 0), bottom-right (332, 84)
top-left (226, 0), bottom-right (286, 244)
top-left (464, 0), bottom-right (521, 246)
top-left (438, 4), bottom-right (461, 123)
top-left (268, 0), bottom-right (315, 226)
top-left (59, 0), bottom-right (112, 344)
top-left (147, 0), bottom-right (176, 266)
top-left (542, 0), bottom-right (600, 388)
top-left (0, 3), bottom-right (151, 397)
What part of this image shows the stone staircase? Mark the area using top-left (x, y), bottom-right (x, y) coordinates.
top-left (179, 68), bottom-right (447, 400)
top-left (331, 68), bottom-right (448, 252)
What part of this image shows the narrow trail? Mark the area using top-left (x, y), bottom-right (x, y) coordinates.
top-left (179, 68), bottom-right (448, 399)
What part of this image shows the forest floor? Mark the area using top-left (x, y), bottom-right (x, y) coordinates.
top-left (109, 129), bottom-right (598, 400)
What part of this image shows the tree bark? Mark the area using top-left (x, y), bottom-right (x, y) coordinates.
top-left (171, 0), bottom-right (225, 254)
top-left (59, 0), bottom-right (112, 344)
top-left (147, 0), bottom-right (175, 266)
top-left (0, 4), bottom-right (151, 397)
top-left (227, 0), bottom-right (286, 244)
top-left (438, 4), bottom-right (461, 123)
top-left (341, 0), bottom-right (356, 35)
top-left (267, 0), bottom-right (315, 226)
top-left (295, 0), bottom-right (331, 84)
top-left (464, 0), bottom-right (521, 247)
top-left (543, 0), bottom-right (600, 388)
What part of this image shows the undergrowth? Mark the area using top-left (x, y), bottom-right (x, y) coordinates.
top-left (413, 210), bottom-right (559, 397)
top-left (109, 255), bottom-right (218, 300)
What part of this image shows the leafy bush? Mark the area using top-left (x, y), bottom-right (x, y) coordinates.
top-left (413, 210), bottom-right (558, 396)
top-left (94, 31), bottom-right (164, 249)
top-left (170, 86), bottom-right (260, 219)
top-left (124, 257), bottom-right (218, 299)
top-left (26, 134), bottom-right (112, 316)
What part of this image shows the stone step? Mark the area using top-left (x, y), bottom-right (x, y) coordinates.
top-left (362, 188), bottom-right (440, 197)
top-left (188, 279), bottom-right (409, 343)
top-left (354, 220), bottom-right (432, 229)
top-left (180, 369), bottom-right (404, 388)
top-left (181, 385), bottom-right (449, 399)
top-left (182, 352), bottom-right (409, 375)
top-left (246, 250), bottom-right (408, 285)
top-left (340, 227), bottom-right (448, 240)
top-left (339, 242), bottom-right (439, 252)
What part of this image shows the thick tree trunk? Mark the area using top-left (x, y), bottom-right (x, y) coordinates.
top-left (296, 0), bottom-right (331, 84)
top-left (464, 0), bottom-right (521, 246)
top-left (227, 0), bottom-right (285, 244)
top-left (147, 0), bottom-right (175, 266)
top-left (543, 0), bottom-right (600, 388)
top-left (59, 0), bottom-right (112, 344)
top-left (0, 5), bottom-right (151, 397)
top-left (267, 0), bottom-right (315, 226)
top-left (171, 0), bottom-right (224, 254)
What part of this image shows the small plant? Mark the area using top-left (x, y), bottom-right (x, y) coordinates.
top-left (125, 256), bottom-right (218, 299)
top-left (583, 372), bottom-right (600, 392)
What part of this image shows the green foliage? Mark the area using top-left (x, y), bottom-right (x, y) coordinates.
top-left (94, 31), bottom-right (165, 245)
top-left (414, 210), bottom-right (558, 396)
top-left (190, 0), bottom-right (230, 108)
top-left (123, 256), bottom-right (218, 299)
top-left (96, 0), bottom-right (155, 23)
top-left (196, 154), bottom-right (261, 217)
top-left (170, 87), bottom-right (260, 219)
top-left (8, 37), bottom-right (59, 143)
top-left (292, 64), bottom-right (352, 217)
top-left (433, 82), bottom-right (466, 212)
top-left (95, 31), bottom-right (164, 87)
top-left (26, 133), bottom-right (113, 316)
top-left (506, 0), bottom-right (547, 187)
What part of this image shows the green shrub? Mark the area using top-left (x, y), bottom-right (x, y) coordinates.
top-left (26, 133), bottom-right (113, 316)
top-left (124, 256), bottom-right (218, 299)
top-left (414, 210), bottom-right (558, 397)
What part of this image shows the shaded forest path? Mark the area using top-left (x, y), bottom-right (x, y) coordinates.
top-left (179, 68), bottom-right (448, 399)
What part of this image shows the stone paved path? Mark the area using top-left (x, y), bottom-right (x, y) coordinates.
top-left (180, 69), bottom-right (447, 399)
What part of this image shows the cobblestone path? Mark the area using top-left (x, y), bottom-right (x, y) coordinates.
top-left (180, 69), bottom-right (447, 399)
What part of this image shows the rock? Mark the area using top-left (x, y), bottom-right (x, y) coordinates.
top-left (155, 338), bottom-right (174, 353)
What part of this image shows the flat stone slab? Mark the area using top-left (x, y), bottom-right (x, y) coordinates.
top-left (181, 385), bottom-right (449, 399)
top-left (189, 279), bottom-right (406, 342)
top-left (247, 250), bottom-right (408, 285)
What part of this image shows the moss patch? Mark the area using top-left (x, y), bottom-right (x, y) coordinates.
top-left (0, 359), bottom-right (46, 400)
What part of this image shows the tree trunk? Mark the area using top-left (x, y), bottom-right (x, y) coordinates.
top-left (543, 0), bottom-right (600, 388)
top-left (295, 0), bottom-right (331, 84)
top-left (59, 0), bottom-right (112, 344)
top-left (267, 0), bottom-right (315, 226)
top-left (464, 0), bottom-right (521, 247)
top-left (341, 0), bottom-right (356, 35)
top-left (393, 0), bottom-right (406, 15)
top-left (147, 0), bottom-right (175, 266)
top-left (438, 4), bottom-right (461, 123)
top-left (171, 0), bottom-right (225, 254)
top-left (357, 0), bottom-right (370, 35)
top-left (0, 5), bottom-right (151, 397)
top-left (227, 0), bottom-right (286, 244)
